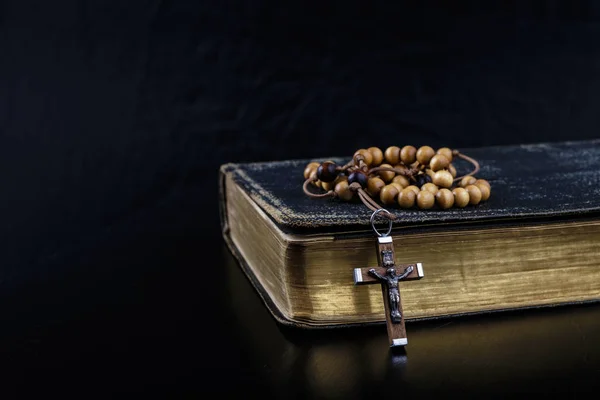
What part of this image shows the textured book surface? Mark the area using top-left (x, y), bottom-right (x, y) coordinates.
top-left (219, 139), bottom-right (600, 328)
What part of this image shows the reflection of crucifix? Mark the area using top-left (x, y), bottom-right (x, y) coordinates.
top-left (354, 210), bottom-right (424, 347)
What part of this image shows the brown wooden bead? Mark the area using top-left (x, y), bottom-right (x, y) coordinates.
top-left (303, 162), bottom-right (320, 180)
top-left (429, 154), bottom-right (450, 172)
top-left (436, 188), bottom-right (454, 209)
top-left (313, 179), bottom-right (322, 188)
top-left (432, 170), bottom-right (453, 188)
top-left (384, 146), bottom-right (401, 165)
top-left (425, 168), bottom-right (435, 178)
top-left (348, 170), bottom-right (368, 188)
top-left (366, 177), bottom-right (386, 197)
top-left (475, 179), bottom-right (491, 189)
top-left (392, 175), bottom-right (409, 188)
top-left (436, 147), bottom-right (453, 163)
top-left (452, 187), bottom-right (470, 207)
top-left (448, 164), bottom-right (457, 178)
top-left (322, 175), bottom-right (346, 191)
top-left (475, 182), bottom-right (490, 201)
top-left (354, 149), bottom-right (373, 166)
top-left (397, 187), bottom-right (416, 208)
top-left (405, 185), bottom-right (420, 196)
top-left (460, 175), bottom-right (477, 187)
top-left (368, 147), bottom-right (384, 166)
top-left (416, 146), bottom-right (435, 165)
top-left (380, 185), bottom-right (399, 205)
top-left (421, 183), bottom-right (439, 195)
top-left (416, 190), bottom-right (435, 209)
top-left (378, 163), bottom-right (395, 182)
top-left (390, 182), bottom-right (404, 192)
top-left (334, 180), bottom-right (354, 201)
top-left (400, 145), bottom-right (417, 165)
top-left (466, 184), bottom-right (482, 205)
top-left (317, 161), bottom-right (338, 182)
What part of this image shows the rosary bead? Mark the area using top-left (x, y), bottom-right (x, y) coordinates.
top-left (432, 170), bottom-right (453, 188)
top-left (334, 180), bottom-right (354, 201)
top-left (303, 162), bottom-right (320, 180)
top-left (465, 184), bottom-right (482, 205)
top-left (460, 175), bottom-right (477, 187)
top-left (322, 175), bottom-right (344, 191)
top-left (317, 161), bottom-right (339, 182)
top-left (416, 190), bottom-right (435, 209)
top-left (475, 179), bottom-right (490, 190)
top-left (368, 147), bottom-right (384, 166)
top-left (436, 147), bottom-right (453, 163)
top-left (348, 170), bottom-right (368, 188)
top-left (392, 175), bottom-right (409, 188)
top-left (405, 185), bottom-right (420, 196)
top-left (436, 188), bottom-right (455, 209)
top-left (452, 187), bottom-right (470, 207)
top-left (397, 187), bottom-right (417, 208)
top-left (380, 185), bottom-right (399, 205)
top-left (354, 149), bottom-right (373, 167)
top-left (390, 182), bottom-right (404, 192)
top-left (429, 154), bottom-right (450, 172)
top-left (367, 177), bottom-right (385, 197)
top-left (421, 182), bottom-right (439, 195)
top-left (448, 164), bottom-right (457, 178)
top-left (378, 163), bottom-right (396, 182)
top-left (384, 146), bottom-right (401, 165)
top-left (416, 146), bottom-right (435, 165)
top-left (400, 145), bottom-right (417, 165)
top-left (425, 168), bottom-right (435, 178)
top-left (475, 182), bottom-right (490, 201)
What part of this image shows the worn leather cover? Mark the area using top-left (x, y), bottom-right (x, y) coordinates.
top-left (220, 139), bottom-right (600, 235)
top-left (219, 139), bottom-right (600, 328)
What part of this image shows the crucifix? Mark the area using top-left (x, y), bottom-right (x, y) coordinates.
top-left (354, 209), bottom-right (424, 348)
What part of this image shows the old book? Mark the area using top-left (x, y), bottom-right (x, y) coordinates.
top-left (219, 139), bottom-right (600, 329)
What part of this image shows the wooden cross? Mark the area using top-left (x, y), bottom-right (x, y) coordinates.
top-left (353, 235), bottom-right (424, 347)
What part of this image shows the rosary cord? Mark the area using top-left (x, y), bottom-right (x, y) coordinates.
top-left (303, 178), bottom-right (336, 198)
top-left (453, 151), bottom-right (480, 182)
top-left (352, 184), bottom-right (398, 221)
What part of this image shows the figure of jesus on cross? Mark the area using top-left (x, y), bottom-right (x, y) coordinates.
top-left (354, 209), bottom-right (424, 348)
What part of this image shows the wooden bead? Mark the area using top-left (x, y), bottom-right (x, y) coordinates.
top-left (380, 185), bottom-right (399, 205)
top-left (460, 175), bottom-right (477, 187)
top-left (378, 163), bottom-right (395, 182)
top-left (436, 188), bottom-right (454, 209)
top-left (354, 149), bottom-right (373, 166)
top-left (405, 185), bottom-right (420, 196)
top-left (448, 164), bottom-right (457, 178)
top-left (392, 175), bottom-right (409, 188)
top-left (303, 162), bottom-right (320, 180)
top-left (475, 179), bottom-right (491, 189)
top-left (432, 170), bottom-right (453, 188)
top-left (475, 182), bottom-right (490, 201)
top-left (436, 147), bottom-right (453, 163)
top-left (452, 187), bottom-right (470, 207)
top-left (367, 147), bottom-right (384, 166)
top-left (390, 182), bottom-right (404, 193)
top-left (348, 170), bottom-right (368, 188)
top-left (416, 190), bottom-right (435, 209)
top-left (425, 168), bottom-right (435, 178)
top-left (400, 145), bottom-right (417, 165)
top-left (366, 177), bottom-right (385, 197)
top-left (466, 184), bottom-right (482, 205)
top-left (397, 187), bottom-right (416, 208)
top-left (322, 175), bottom-right (343, 191)
top-left (421, 183), bottom-right (439, 195)
top-left (317, 161), bottom-right (338, 182)
top-left (334, 180), bottom-right (354, 201)
top-left (416, 146), bottom-right (435, 165)
top-left (384, 146), bottom-right (401, 165)
top-left (429, 154), bottom-right (450, 172)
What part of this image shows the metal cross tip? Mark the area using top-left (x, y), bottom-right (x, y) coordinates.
top-left (370, 208), bottom-right (393, 237)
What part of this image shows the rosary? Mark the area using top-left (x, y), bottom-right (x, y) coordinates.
top-left (302, 145), bottom-right (491, 348)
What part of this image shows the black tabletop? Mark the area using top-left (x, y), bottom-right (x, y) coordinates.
top-left (2, 1), bottom-right (600, 397)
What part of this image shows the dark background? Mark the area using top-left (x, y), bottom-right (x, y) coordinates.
top-left (1, 0), bottom-right (600, 397)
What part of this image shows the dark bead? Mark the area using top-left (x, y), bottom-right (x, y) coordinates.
top-left (317, 161), bottom-right (338, 183)
top-left (348, 170), bottom-right (368, 188)
top-left (424, 174), bottom-right (432, 184)
top-left (415, 174), bottom-right (427, 187)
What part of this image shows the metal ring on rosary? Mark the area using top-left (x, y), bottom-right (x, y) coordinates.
top-left (370, 208), bottom-right (393, 237)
